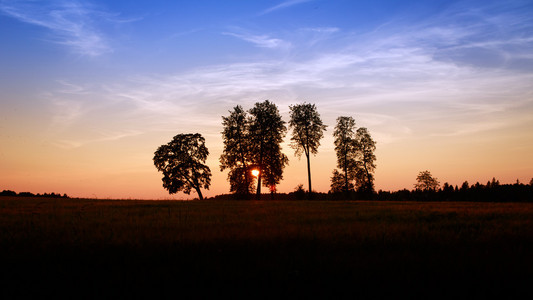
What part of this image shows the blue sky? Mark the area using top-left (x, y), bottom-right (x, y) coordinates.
top-left (1, 0), bottom-right (533, 198)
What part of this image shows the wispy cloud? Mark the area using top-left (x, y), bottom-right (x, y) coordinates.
top-left (223, 31), bottom-right (290, 49)
top-left (41, 1), bottom-right (533, 149)
top-left (261, 0), bottom-right (315, 15)
top-left (0, 0), bottom-right (122, 56)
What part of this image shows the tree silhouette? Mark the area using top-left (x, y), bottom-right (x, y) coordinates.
top-left (354, 127), bottom-right (376, 193)
top-left (332, 116), bottom-right (358, 193)
top-left (289, 103), bottom-right (327, 195)
top-left (153, 133), bottom-right (211, 200)
top-left (330, 169), bottom-right (355, 193)
top-left (220, 105), bottom-right (254, 196)
top-left (414, 170), bottom-right (440, 191)
top-left (248, 100), bottom-right (288, 200)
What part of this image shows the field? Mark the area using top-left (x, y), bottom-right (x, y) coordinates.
top-left (1, 197), bottom-right (532, 298)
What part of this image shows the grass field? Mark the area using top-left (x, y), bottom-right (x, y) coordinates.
top-left (1, 197), bottom-right (532, 298)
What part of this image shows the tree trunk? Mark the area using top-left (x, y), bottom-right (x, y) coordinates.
top-left (344, 149), bottom-right (348, 193)
top-left (256, 174), bottom-right (261, 200)
top-left (364, 164), bottom-right (371, 192)
top-left (306, 152), bottom-right (312, 197)
top-left (195, 187), bottom-right (204, 200)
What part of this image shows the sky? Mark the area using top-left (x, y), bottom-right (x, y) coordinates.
top-left (1, 0), bottom-right (532, 199)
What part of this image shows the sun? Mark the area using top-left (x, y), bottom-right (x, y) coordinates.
top-left (251, 169), bottom-right (260, 177)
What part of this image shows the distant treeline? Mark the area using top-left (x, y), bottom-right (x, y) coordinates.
top-left (210, 180), bottom-right (533, 202)
top-left (0, 190), bottom-right (69, 198)
top-left (376, 181), bottom-right (533, 202)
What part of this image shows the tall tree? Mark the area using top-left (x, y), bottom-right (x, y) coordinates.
top-left (289, 103), bottom-right (327, 194)
top-left (220, 105), bottom-right (254, 196)
top-left (354, 127), bottom-right (377, 193)
top-left (333, 116), bottom-right (357, 193)
top-left (153, 133), bottom-right (211, 200)
top-left (248, 100), bottom-right (288, 200)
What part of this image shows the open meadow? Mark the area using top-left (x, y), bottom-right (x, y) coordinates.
top-left (1, 196), bottom-right (532, 298)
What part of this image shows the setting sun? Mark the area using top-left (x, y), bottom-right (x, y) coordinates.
top-left (251, 169), bottom-right (260, 177)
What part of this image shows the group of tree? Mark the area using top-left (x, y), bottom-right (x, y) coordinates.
top-left (219, 100), bottom-right (289, 200)
top-left (153, 100), bottom-right (377, 200)
top-left (329, 116), bottom-right (377, 196)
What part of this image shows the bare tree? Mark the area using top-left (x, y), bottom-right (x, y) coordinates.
top-left (153, 133), bottom-right (211, 200)
top-left (289, 103), bottom-right (327, 195)
top-left (248, 100), bottom-right (288, 200)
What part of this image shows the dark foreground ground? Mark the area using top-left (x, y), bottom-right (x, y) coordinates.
top-left (1, 197), bottom-right (532, 298)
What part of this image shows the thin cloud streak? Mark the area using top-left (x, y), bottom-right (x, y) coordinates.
top-left (222, 31), bottom-right (290, 49)
top-left (0, 0), bottom-right (116, 56)
top-left (45, 51), bottom-right (532, 149)
top-left (261, 0), bottom-right (314, 15)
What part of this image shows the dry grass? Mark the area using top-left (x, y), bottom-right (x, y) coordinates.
top-left (1, 197), bottom-right (532, 298)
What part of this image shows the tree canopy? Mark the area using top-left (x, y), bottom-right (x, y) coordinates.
top-left (414, 170), bottom-right (440, 191)
top-left (153, 133), bottom-right (211, 200)
top-left (354, 127), bottom-right (377, 193)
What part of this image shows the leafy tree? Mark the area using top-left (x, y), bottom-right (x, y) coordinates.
top-left (248, 100), bottom-right (288, 199)
top-left (414, 170), bottom-right (440, 191)
top-left (460, 181), bottom-right (470, 191)
top-left (220, 105), bottom-right (254, 196)
top-left (292, 184), bottom-right (307, 200)
top-left (489, 177), bottom-right (500, 188)
top-left (330, 169), bottom-right (355, 193)
top-left (332, 116), bottom-right (358, 193)
top-left (153, 133), bottom-right (211, 200)
top-left (442, 182), bottom-right (454, 193)
top-left (289, 102), bottom-right (327, 194)
top-left (354, 127), bottom-right (376, 193)
top-left (331, 117), bottom-right (378, 196)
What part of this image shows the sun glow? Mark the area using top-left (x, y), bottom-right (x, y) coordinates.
top-left (251, 169), bottom-right (260, 177)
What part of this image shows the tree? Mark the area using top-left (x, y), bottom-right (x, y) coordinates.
top-left (289, 102), bottom-right (327, 195)
top-left (330, 169), bottom-right (355, 193)
top-left (354, 127), bottom-right (376, 193)
top-left (460, 181), bottom-right (469, 191)
top-left (153, 133), bottom-right (211, 200)
top-left (332, 116), bottom-right (358, 193)
top-left (331, 117), bottom-right (378, 197)
top-left (220, 105), bottom-right (254, 196)
top-left (414, 170), bottom-right (440, 191)
top-left (248, 100), bottom-right (288, 200)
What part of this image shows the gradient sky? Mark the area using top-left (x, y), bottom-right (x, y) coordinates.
top-left (1, 0), bottom-right (532, 199)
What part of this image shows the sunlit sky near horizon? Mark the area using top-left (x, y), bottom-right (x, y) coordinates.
top-left (1, 0), bottom-right (532, 199)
